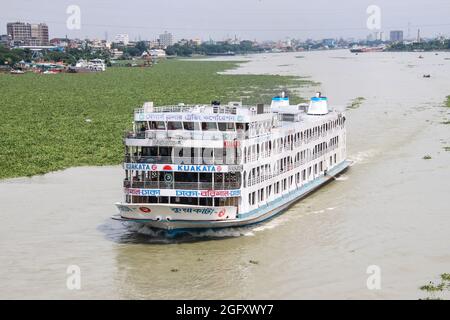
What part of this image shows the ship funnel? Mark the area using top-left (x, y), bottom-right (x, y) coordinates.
top-left (307, 92), bottom-right (329, 115)
top-left (270, 92), bottom-right (289, 108)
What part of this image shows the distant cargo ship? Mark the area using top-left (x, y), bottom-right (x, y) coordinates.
top-left (350, 46), bottom-right (385, 53)
top-left (206, 51), bottom-right (236, 56)
top-left (115, 92), bottom-right (349, 233)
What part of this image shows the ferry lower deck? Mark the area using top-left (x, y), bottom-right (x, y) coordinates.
top-left (115, 160), bottom-right (351, 231)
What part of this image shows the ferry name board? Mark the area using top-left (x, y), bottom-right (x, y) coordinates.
top-left (124, 163), bottom-right (242, 173)
top-left (124, 188), bottom-right (241, 198)
top-left (117, 204), bottom-right (237, 220)
top-left (135, 113), bottom-right (244, 123)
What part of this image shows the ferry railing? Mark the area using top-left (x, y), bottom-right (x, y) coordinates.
top-left (124, 155), bottom-right (241, 165)
top-left (123, 180), bottom-right (240, 190)
top-left (126, 130), bottom-right (249, 141)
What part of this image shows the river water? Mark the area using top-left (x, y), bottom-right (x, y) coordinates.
top-left (1, 50), bottom-right (449, 299)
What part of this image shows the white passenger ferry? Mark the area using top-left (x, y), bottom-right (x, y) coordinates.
top-left (115, 92), bottom-right (350, 233)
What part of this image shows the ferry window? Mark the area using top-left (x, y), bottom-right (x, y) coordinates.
top-left (167, 121), bottom-right (183, 130)
top-left (218, 122), bottom-right (235, 131)
top-left (183, 122), bottom-right (200, 131)
top-left (159, 147), bottom-right (171, 156)
top-left (150, 121), bottom-right (165, 130)
top-left (202, 122), bottom-right (217, 131)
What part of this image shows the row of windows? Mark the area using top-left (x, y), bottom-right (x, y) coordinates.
top-left (245, 138), bottom-right (339, 186)
top-left (137, 121), bottom-right (247, 132)
top-left (247, 155), bottom-right (338, 206)
top-left (243, 118), bottom-right (344, 163)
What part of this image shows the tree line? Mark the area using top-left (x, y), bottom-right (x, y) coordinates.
top-left (165, 41), bottom-right (264, 56)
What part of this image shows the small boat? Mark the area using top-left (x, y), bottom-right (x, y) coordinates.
top-left (10, 69), bottom-right (25, 74)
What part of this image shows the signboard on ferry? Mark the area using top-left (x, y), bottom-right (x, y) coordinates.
top-left (135, 113), bottom-right (244, 122)
top-left (124, 163), bottom-right (243, 173)
top-left (124, 188), bottom-right (241, 198)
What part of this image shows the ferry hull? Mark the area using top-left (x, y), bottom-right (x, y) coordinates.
top-left (114, 160), bottom-right (351, 232)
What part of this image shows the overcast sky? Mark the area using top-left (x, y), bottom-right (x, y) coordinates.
top-left (2, 0), bottom-right (450, 41)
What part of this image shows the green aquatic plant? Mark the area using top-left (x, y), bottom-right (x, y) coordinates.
top-left (347, 97), bottom-right (366, 110)
top-left (423, 155), bottom-right (432, 160)
top-left (420, 273), bottom-right (450, 300)
top-left (0, 59), bottom-right (311, 179)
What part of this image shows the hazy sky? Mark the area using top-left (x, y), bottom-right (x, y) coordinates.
top-left (2, 0), bottom-right (450, 41)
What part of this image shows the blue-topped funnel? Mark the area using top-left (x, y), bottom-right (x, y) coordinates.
top-left (307, 92), bottom-right (329, 115)
top-left (270, 91), bottom-right (290, 108)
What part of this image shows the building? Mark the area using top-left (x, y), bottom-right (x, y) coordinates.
top-left (367, 31), bottom-right (385, 42)
top-left (7, 22), bottom-right (48, 46)
top-left (192, 38), bottom-right (202, 46)
top-left (114, 34), bottom-right (129, 45)
top-left (0, 34), bottom-right (12, 47)
top-left (322, 38), bottom-right (336, 47)
top-left (159, 31), bottom-right (173, 48)
top-left (31, 23), bottom-right (49, 45)
top-left (390, 30), bottom-right (404, 42)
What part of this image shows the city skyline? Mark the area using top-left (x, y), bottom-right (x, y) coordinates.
top-left (2, 0), bottom-right (450, 42)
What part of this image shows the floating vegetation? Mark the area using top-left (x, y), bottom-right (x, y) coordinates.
top-left (170, 268), bottom-right (179, 272)
top-left (444, 147), bottom-right (450, 152)
top-left (295, 56), bottom-right (305, 59)
top-left (423, 155), bottom-right (432, 160)
top-left (249, 260), bottom-right (259, 265)
top-left (441, 120), bottom-right (450, 125)
top-left (420, 273), bottom-right (450, 300)
top-left (0, 60), bottom-right (311, 179)
top-left (347, 97), bottom-right (366, 110)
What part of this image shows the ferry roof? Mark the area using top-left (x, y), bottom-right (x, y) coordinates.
top-left (134, 103), bottom-right (273, 123)
top-left (133, 101), bottom-right (343, 125)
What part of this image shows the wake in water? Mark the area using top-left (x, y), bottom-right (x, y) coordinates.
top-left (100, 213), bottom-right (292, 243)
top-left (348, 149), bottom-right (378, 165)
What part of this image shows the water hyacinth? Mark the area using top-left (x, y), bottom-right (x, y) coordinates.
top-left (0, 59), bottom-right (310, 179)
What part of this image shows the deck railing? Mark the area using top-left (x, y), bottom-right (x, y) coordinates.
top-left (123, 180), bottom-right (241, 190)
top-left (124, 155), bottom-right (241, 165)
top-left (125, 130), bottom-right (248, 141)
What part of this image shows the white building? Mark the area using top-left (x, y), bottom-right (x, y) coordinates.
top-left (158, 31), bottom-right (173, 48)
top-left (114, 34), bottom-right (129, 45)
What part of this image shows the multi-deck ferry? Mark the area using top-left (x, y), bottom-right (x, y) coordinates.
top-left (115, 92), bottom-right (350, 232)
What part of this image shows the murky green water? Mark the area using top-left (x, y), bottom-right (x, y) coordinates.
top-left (1, 50), bottom-right (449, 299)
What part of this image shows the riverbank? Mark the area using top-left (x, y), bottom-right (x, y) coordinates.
top-left (0, 59), bottom-right (310, 179)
